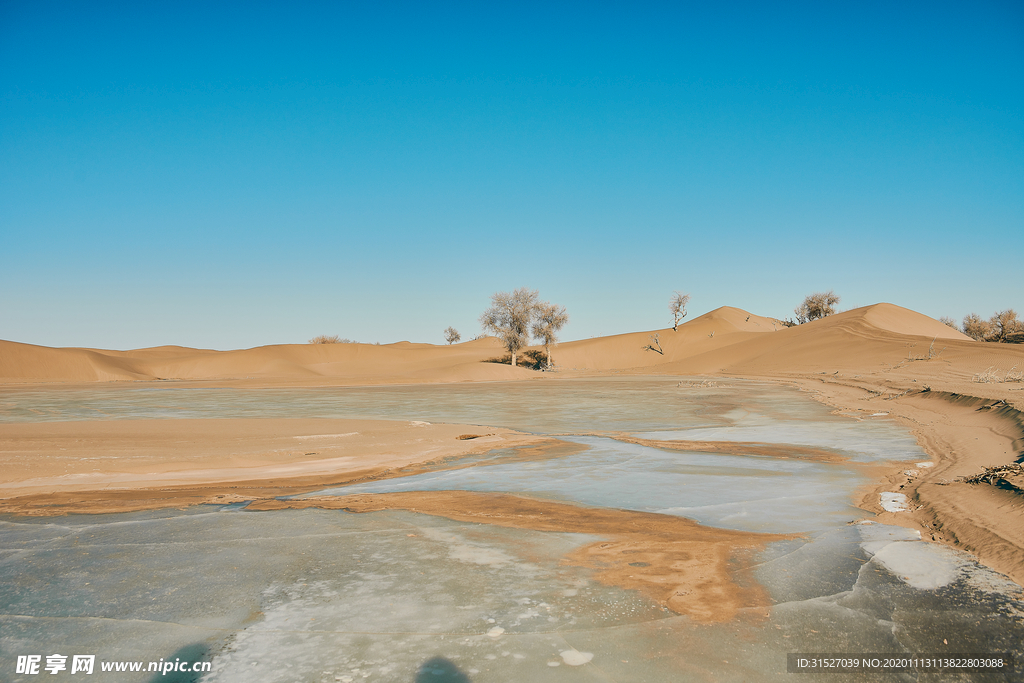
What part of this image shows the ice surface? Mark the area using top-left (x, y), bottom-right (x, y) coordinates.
top-left (2, 379), bottom-right (1022, 682)
top-left (304, 435), bottom-right (871, 534)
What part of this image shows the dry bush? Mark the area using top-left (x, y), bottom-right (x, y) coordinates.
top-left (973, 367), bottom-right (1001, 383)
top-left (963, 310), bottom-right (1023, 343)
top-left (309, 335), bottom-right (351, 344)
top-left (989, 309), bottom-right (1022, 342)
top-left (957, 464), bottom-right (1024, 490)
top-left (794, 291), bottom-right (840, 324)
top-left (938, 316), bottom-right (959, 331)
top-left (972, 366), bottom-right (1024, 383)
top-left (669, 291), bottom-right (690, 331)
top-left (444, 327), bottom-right (461, 345)
top-left (962, 313), bottom-right (992, 341)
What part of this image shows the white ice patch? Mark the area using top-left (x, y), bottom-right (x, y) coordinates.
top-left (409, 421), bottom-right (431, 426)
top-left (871, 413), bottom-right (889, 416)
top-left (916, 461), bottom-right (934, 468)
top-left (871, 542), bottom-right (963, 590)
top-left (858, 523), bottom-right (920, 555)
top-left (859, 523), bottom-right (966, 590)
top-left (560, 650), bottom-right (594, 666)
top-left (879, 492), bottom-right (909, 512)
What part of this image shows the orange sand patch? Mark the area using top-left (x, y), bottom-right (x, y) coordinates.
top-left (248, 490), bottom-right (792, 623)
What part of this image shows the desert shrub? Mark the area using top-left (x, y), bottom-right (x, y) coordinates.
top-left (794, 291), bottom-right (840, 324)
top-left (989, 309), bottom-right (1022, 343)
top-left (962, 314), bottom-right (992, 341)
top-left (974, 366), bottom-right (1024, 383)
top-left (669, 291), bottom-right (690, 331)
top-left (310, 335), bottom-right (343, 344)
top-left (938, 316), bottom-right (959, 331)
top-left (444, 327), bottom-right (461, 345)
top-left (973, 367), bottom-right (1001, 383)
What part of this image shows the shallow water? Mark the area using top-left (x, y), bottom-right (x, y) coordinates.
top-left (1, 378), bottom-right (1022, 682)
top-left (306, 436), bottom-right (868, 534)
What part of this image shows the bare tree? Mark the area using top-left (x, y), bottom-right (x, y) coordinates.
top-left (480, 288), bottom-right (539, 366)
top-left (532, 302), bottom-right (569, 369)
top-left (962, 313), bottom-right (992, 341)
top-left (989, 309), bottom-right (1021, 342)
top-left (643, 333), bottom-right (663, 354)
top-left (669, 292), bottom-right (690, 331)
top-left (794, 291), bottom-right (840, 324)
top-left (443, 327), bottom-right (461, 345)
top-left (938, 316), bottom-right (959, 331)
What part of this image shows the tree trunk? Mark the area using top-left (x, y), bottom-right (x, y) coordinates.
top-left (545, 344), bottom-right (551, 369)
top-left (510, 349), bottom-right (516, 366)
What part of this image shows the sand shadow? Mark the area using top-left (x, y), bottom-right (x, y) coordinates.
top-left (144, 643), bottom-right (210, 683)
top-left (414, 656), bottom-right (472, 682)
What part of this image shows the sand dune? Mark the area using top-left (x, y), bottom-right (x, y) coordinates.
top-left (0, 335), bottom-right (530, 384)
top-left (0, 303), bottom-right (1009, 389)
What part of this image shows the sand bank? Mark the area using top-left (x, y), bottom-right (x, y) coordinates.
top-left (247, 490), bottom-right (791, 623)
top-left (0, 418), bottom-right (550, 502)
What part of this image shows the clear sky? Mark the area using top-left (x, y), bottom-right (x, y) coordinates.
top-left (2, 1), bottom-right (1022, 350)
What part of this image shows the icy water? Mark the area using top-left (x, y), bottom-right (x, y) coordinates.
top-left (2, 378), bottom-right (1022, 682)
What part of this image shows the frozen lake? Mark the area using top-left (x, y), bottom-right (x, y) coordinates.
top-left (2, 378), bottom-right (1021, 681)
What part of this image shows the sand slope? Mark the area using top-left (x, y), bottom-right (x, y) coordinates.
top-left (4, 303), bottom-right (1013, 389)
top-left (0, 336), bottom-right (534, 384)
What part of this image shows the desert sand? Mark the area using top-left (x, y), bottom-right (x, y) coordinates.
top-left (2, 302), bottom-right (1022, 598)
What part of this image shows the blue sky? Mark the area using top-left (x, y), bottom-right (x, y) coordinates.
top-left (2, 1), bottom-right (1022, 349)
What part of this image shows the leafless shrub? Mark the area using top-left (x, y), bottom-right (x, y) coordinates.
top-left (1006, 366), bottom-right (1024, 382)
top-left (905, 337), bottom-right (945, 362)
top-left (962, 313), bottom-right (993, 341)
top-left (309, 335), bottom-right (353, 344)
top-left (643, 333), bottom-right (664, 354)
top-left (973, 367), bottom-right (1002, 383)
top-left (794, 291), bottom-right (840, 324)
top-left (669, 291), bottom-right (690, 331)
top-left (938, 316), bottom-right (959, 331)
top-left (989, 309), bottom-right (1022, 342)
top-left (956, 464), bottom-right (1024, 492)
top-left (444, 327), bottom-right (461, 345)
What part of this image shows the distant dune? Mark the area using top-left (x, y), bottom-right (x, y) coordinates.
top-left (0, 303), bottom-right (1011, 391)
